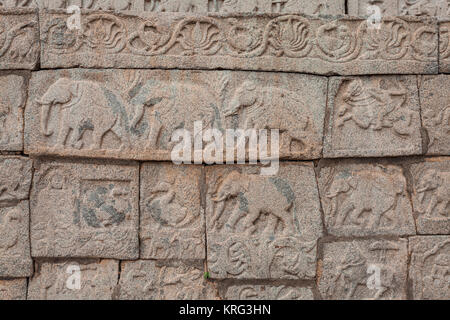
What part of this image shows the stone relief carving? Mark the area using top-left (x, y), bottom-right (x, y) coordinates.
top-left (318, 162), bottom-right (416, 236)
top-left (410, 159), bottom-right (450, 234)
top-left (140, 164), bottom-right (205, 260)
top-left (25, 69), bottom-right (325, 161)
top-left (409, 236), bottom-right (450, 300)
top-left (324, 76), bottom-right (422, 158)
top-left (3, 0), bottom-right (344, 14)
top-left (349, 0), bottom-right (450, 17)
top-left (206, 164), bottom-right (323, 280)
top-left (28, 260), bottom-right (119, 300)
top-left (0, 10), bottom-right (39, 69)
top-left (224, 285), bottom-right (314, 300)
top-left (30, 159), bottom-right (139, 259)
top-left (319, 240), bottom-right (408, 300)
top-left (39, 12), bottom-right (438, 74)
top-left (0, 74), bottom-right (27, 151)
top-left (0, 156), bottom-right (32, 278)
top-left (118, 261), bottom-right (218, 300)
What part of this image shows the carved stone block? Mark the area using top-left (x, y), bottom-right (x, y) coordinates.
top-left (223, 285), bottom-right (314, 300)
top-left (30, 158), bottom-right (139, 259)
top-left (117, 260), bottom-right (218, 300)
top-left (206, 163), bottom-right (323, 280)
top-left (419, 75), bottom-right (450, 155)
top-left (0, 156), bottom-right (33, 278)
top-left (318, 239), bottom-right (408, 300)
top-left (39, 11), bottom-right (438, 74)
top-left (27, 259), bottom-right (119, 300)
top-left (140, 163), bottom-right (205, 260)
top-left (440, 21), bottom-right (450, 73)
top-left (317, 160), bottom-right (416, 237)
top-left (0, 9), bottom-right (39, 69)
top-left (24, 69), bottom-right (326, 161)
top-left (0, 72), bottom-right (28, 151)
top-left (324, 76), bottom-right (423, 158)
top-left (349, 0), bottom-right (450, 18)
top-left (409, 236), bottom-right (450, 300)
top-left (0, 279), bottom-right (27, 300)
top-left (409, 158), bottom-right (450, 234)
top-left (2, 0), bottom-right (345, 15)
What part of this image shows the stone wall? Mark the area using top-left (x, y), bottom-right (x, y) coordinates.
top-left (0, 1), bottom-right (449, 300)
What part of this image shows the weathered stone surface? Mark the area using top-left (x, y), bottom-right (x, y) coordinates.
top-left (223, 285), bottom-right (314, 300)
top-left (24, 69), bottom-right (326, 161)
top-left (409, 236), bottom-right (450, 300)
top-left (117, 260), bottom-right (218, 300)
top-left (440, 21), bottom-right (450, 72)
top-left (4, 0), bottom-right (345, 14)
top-left (0, 279), bottom-right (27, 300)
top-left (28, 259), bottom-right (118, 300)
top-left (0, 9), bottom-right (39, 69)
top-left (317, 160), bottom-right (416, 237)
top-left (206, 163), bottom-right (323, 280)
top-left (39, 11), bottom-right (438, 74)
top-left (349, 0), bottom-right (450, 18)
top-left (0, 156), bottom-right (33, 278)
top-left (419, 75), bottom-right (450, 155)
top-left (318, 239), bottom-right (408, 300)
top-left (409, 158), bottom-right (450, 234)
top-left (0, 72), bottom-right (28, 151)
top-left (140, 163), bottom-right (204, 260)
top-left (30, 158), bottom-right (139, 259)
top-left (324, 76), bottom-right (423, 158)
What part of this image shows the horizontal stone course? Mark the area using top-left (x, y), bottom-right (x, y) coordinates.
top-left (24, 69), bottom-right (327, 161)
top-left (1, 0), bottom-right (346, 15)
top-left (38, 11), bottom-right (439, 74)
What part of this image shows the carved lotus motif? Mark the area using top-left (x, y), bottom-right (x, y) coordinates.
top-left (128, 20), bottom-right (171, 55)
top-left (362, 19), bottom-right (410, 60)
top-left (176, 18), bottom-right (222, 55)
top-left (267, 15), bottom-right (311, 58)
top-left (83, 14), bottom-right (126, 53)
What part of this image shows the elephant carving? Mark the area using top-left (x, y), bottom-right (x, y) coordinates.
top-left (416, 169), bottom-right (450, 217)
top-left (36, 78), bottom-right (130, 151)
top-left (130, 81), bottom-right (216, 150)
top-left (225, 80), bottom-right (318, 154)
top-left (326, 168), bottom-right (406, 229)
top-left (211, 171), bottom-right (295, 235)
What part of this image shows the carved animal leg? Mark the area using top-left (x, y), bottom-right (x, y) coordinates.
top-left (349, 205), bottom-right (366, 226)
top-left (55, 125), bottom-right (71, 149)
top-left (146, 115), bottom-right (162, 149)
top-left (263, 215), bottom-right (278, 235)
top-left (90, 128), bottom-right (105, 150)
top-left (335, 202), bottom-right (355, 226)
top-left (346, 281), bottom-right (359, 300)
top-left (373, 286), bottom-right (388, 300)
top-left (111, 122), bottom-right (130, 151)
top-left (245, 207), bottom-right (260, 235)
top-left (369, 206), bottom-right (393, 229)
top-left (211, 201), bottom-right (225, 230)
top-left (425, 196), bottom-right (438, 217)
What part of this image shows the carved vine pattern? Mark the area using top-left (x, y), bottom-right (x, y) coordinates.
top-left (46, 13), bottom-right (438, 62)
